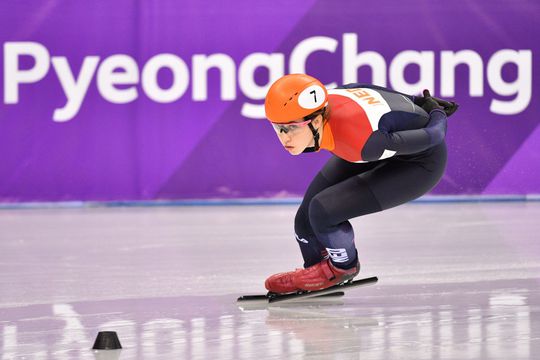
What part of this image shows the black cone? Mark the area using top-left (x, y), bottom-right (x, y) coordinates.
top-left (92, 331), bottom-right (122, 350)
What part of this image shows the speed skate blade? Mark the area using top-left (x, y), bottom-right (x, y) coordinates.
top-left (268, 276), bottom-right (378, 303)
top-left (237, 290), bottom-right (345, 303)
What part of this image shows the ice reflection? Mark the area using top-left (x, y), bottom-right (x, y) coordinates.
top-left (52, 304), bottom-right (92, 360)
top-left (93, 349), bottom-right (122, 360)
top-left (485, 292), bottom-right (530, 359)
top-left (190, 318), bottom-right (206, 359)
top-left (0, 289), bottom-right (535, 359)
top-left (258, 291), bottom-right (532, 360)
top-left (141, 318), bottom-right (186, 358)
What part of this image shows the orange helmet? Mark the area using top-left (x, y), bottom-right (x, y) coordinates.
top-left (265, 74), bottom-right (328, 123)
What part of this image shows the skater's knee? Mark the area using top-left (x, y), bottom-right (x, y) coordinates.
top-left (294, 206), bottom-right (307, 226)
top-left (294, 206), bottom-right (311, 233)
top-left (308, 197), bottom-right (330, 233)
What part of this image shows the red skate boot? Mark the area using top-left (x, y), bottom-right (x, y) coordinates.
top-left (265, 269), bottom-right (300, 294)
top-left (293, 258), bottom-right (360, 291)
top-left (265, 249), bottom-right (331, 294)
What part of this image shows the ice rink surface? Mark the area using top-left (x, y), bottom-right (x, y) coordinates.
top-left (1, 202), bottom-right (539, 360)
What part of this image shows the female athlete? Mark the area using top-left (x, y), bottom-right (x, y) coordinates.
top-left (263, 74), bottom-right (458, 294)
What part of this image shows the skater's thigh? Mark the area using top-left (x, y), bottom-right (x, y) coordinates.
top-left (308, 173), bottom-right (383, 229)
top-left (302, 156), bottom-right (380, 207)
top-left (319, 156), bottom-right (381, 185)
top-left (309, 143), bottom-right (447, 225)
top-left (362, 143), bottom-right (447, 210)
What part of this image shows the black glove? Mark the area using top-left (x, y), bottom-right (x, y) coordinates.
top-left (414, 90), bottom-right (459, 116)
top-left (437, 99), bottom-right (459, 116)
top-left (421, 89), bottom-right (444, 113)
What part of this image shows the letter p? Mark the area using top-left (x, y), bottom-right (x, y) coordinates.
top-left (4, 42), bottom-right (50, 103)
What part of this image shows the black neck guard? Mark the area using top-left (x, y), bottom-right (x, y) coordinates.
top-left (302, 122), bottom-right (320, 153)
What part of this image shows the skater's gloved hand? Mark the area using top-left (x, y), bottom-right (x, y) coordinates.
top-left (421, 89), bottom-right (444, 114)
top-left (415, 90), bottom-right (459, 116)
top-left (437, 99), bottom-right (459, 117)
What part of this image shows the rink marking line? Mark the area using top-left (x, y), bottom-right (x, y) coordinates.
top-left (0, 194), bottom-right (539, 209)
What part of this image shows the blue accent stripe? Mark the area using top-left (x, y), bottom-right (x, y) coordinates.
top-left (0, 195), bottom-right (539, 209)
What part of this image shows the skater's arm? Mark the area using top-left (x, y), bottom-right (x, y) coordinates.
top-left (362, 109), bottom-right (447, 160)
top-left (337, 84), bottom-right (459, 116)
top-left (337, 83), bottom-right (416, 101)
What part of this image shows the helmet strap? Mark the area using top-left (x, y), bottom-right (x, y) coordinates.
top-left (302, 122), bottom-right (320, 153)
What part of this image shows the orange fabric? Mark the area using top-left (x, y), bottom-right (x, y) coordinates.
top-left (319, 121), bottom-right (335, 151)
top-left (319, 94), bottom-right (373, 162)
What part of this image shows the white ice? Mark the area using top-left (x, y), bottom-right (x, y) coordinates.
top-left (0, 202), bottom-right (539, 359)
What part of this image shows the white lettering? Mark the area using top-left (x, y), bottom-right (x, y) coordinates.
top-left (2, 38), bottom-right (533, 121)
top-left (97, 54), bottom-right (139, 104)
top-left (52, 56), bottom-right (100, 122)
top-left (343, 33), bottom-right (386, 86)
top-left (192, 54), bottom-right (236, 101)
top-left (441, 50), bottom-right (484, 97)
top-left (487, 49), bottom-right (532, 115)
top-left (142, 54), bottom-right (189, 103)
top-left (239, 53), bottom-right (284, 119)
top-left (4, 41), bottom-right (50, 103)
top-left (289, 36), bottom-right (338, 89)
top-left (389, 50), bottom-right (435, 95)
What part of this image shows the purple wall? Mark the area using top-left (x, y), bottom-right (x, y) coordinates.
top-left (0, 0), bottom-right (538, 202)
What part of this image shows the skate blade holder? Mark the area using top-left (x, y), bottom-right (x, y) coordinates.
top-left (237, 276), bottom-right (378, 305)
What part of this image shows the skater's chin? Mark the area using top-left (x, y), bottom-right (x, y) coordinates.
top-left (285, 146), bottom-right (303, 155)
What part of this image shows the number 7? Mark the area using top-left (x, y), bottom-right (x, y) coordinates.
top-left (310, 90), bottom-right (317, 103)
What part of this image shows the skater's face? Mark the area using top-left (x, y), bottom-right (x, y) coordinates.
top-left (273, 115), bottom-right (323, 155)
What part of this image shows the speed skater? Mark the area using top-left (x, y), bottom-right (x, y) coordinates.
top-left (263, 74), bottom-right (458, 294)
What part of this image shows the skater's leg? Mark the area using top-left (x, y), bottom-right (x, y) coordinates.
top-left (308, 179), bottom-right (381, 270)
top-left (294, 203), bottom-right (327, 268)
top-left (366, 143), bottom-right (447, 209)
top-left (295, 156), bottom-right (380, 267)
top-left (307, 143), bottom-right (447, 272)
top-left (265, 157), bottom-right (378, 293)
top-left (293, 146), bottom-right (446, 290)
